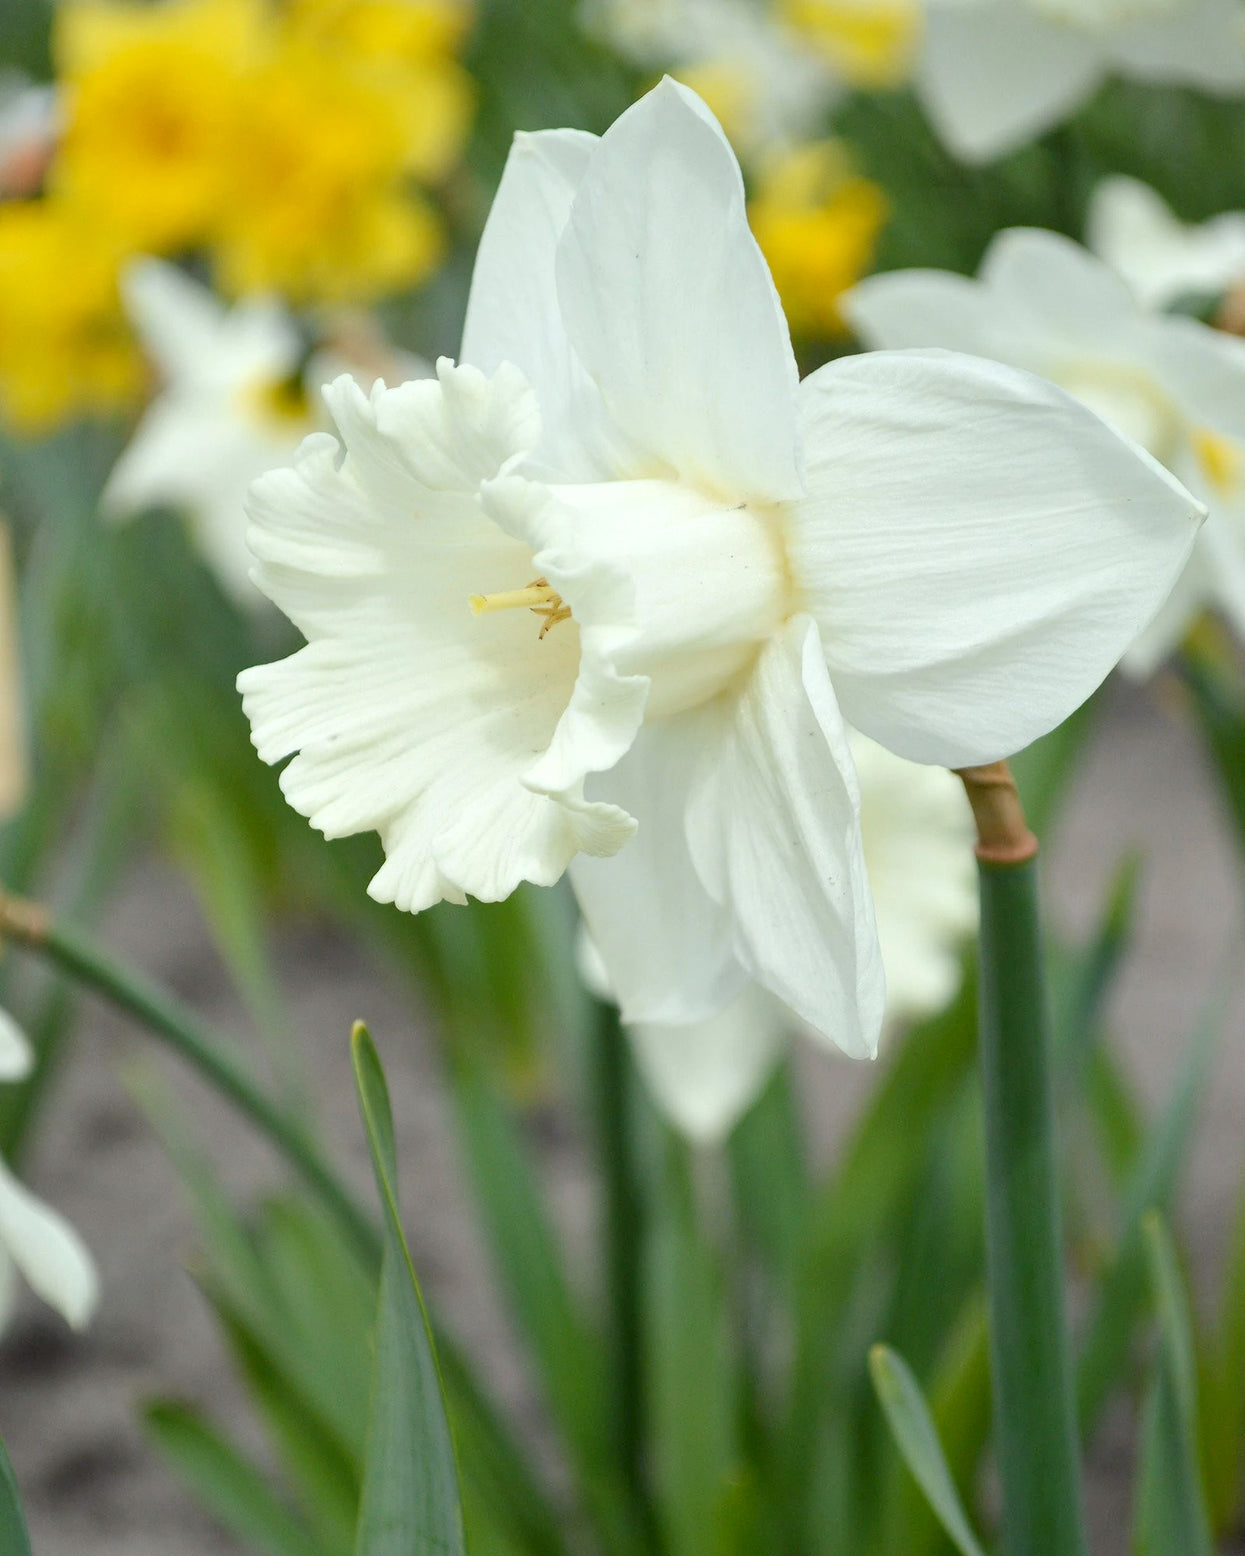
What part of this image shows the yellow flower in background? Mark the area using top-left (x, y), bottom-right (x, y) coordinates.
top-left (214, 42), bottom-right (445, 302)
top-left (783, 0), bottom-right (918, 89)
top-left (284, 0), bottom-right (475, 181)
top-left (749, 141), bottom-right (887, 338)
top-left (53, 0), bottom-right (262, 251)
top-left (0, 199), bottom-right (142, 430)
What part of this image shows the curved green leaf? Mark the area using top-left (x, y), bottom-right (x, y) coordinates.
top-left (143, 1402), bottom-right (317, 1556)
top-left (352, 1023), bottom-right (466, 1556)
top-left (869, 1345), bottom-right (986, 1556)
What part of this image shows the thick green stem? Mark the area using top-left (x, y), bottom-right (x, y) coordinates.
top-left (0, 893), bottom-right (380, 1269)
top-left (591, 999), bottom-right (647, 1506)
top-left (977, 852), bottom-right (1089, 1556)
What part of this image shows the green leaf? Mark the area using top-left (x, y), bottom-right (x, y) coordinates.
top-left (868, 1346), bottom-right (987, 1556)
top-left (144, 1401), bottom-right (320, 1556)
top-left (208, 1293), bottom-right (360, 1551)
top-left (1077, 977), bottom-right (1225, 1435)
top-left (784, 976), bottom-right (978, 1521)
top-left (1132, 1215), bottom-right (1214, 1556)
top-left (646, 1133), bottom-right (740, 1556)
top-left (0, 1435), bottom-right (31, 1556)
top-left (449, 1055), bottom-right (645, 1551)
top-left (351, 1024), bottom-right (466, 1556)
top-left (728, 1059), bottom-right (810, 1287)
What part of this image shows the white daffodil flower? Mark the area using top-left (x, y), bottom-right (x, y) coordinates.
top-left (605, 736), bottom-right (976, 1144)
top-left (102, 259), bottom-right (313, 605)
top-left (917, 0), bottom-right (1245, 163)
top-left (1088, 176), bottom-right (1245, 310)
top-left (239, 80), bottom-right (1201, 1057)
top-left (0, 1014), bottom-right (98, 1334)
top-left (846, 226), bottom-right (1245, 675)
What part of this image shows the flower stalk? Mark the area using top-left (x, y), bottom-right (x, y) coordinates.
top-left (0, 888), bottom-right (380, 1269)
top-left (960, 762), bottom-right (1088, 1556)
top-left (590, 999), bottom-right (648, 1510)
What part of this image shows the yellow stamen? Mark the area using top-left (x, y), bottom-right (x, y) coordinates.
top-left (468, 577), bottom-right (571, 639)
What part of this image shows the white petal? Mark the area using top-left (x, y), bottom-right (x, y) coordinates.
top-left (685, 616), bottom-right (885, 1058)
top-left (788, 349), bottom-right (1203, 767)
top-left (460, 128), bottom-right (629, 480)
top-left (571, 719), bottom-right (749, 1025)
top-left (1119, 535), bottom-right (1209, 677)
top-left (845, 266), bottom-right (1041, 361)
top-left (846, 229), bottom-right (1146, 375)
top-left (1111, 0), bottom-right (1245, 90)
top-left (850, 734), bottom-right (976, 1025)
top-left (1087, 176), bottom-right (1245, 309)
top-left (0, 1156), bottom-right (97, 1330)
top-left (627, 983), bottom-right (792, 1146)
top-left (917, 7), bottom-right (1101, 162)
top-left (978, 227), bottom-right (1143, 350)
top-left (1148, 319), bottom-right (1245, 444)
top-left (122, 259), bottom-right (298, 390)
top-left (0, 1008), bottom-right (30, 1082)
top-left (554, 77), bottom-right (803, 502)
top-left (240, 361), bottom-right (634, 912)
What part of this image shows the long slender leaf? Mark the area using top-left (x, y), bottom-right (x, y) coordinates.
top-left (352, 1024), bottom-right (466, 1556)
top-left (0, 1435), bottom-right (31, 1556)
top-left (449, 1055), bottom-right (645, 1553)
top-left (1132, 1214), bottom-right (1214, 1556)
top-left (1077, 975), bottom-right (1226, 1435)
top-left (647, 1132), bottom-right (740, 1556)
top-left (868, 1346), bottom-right (987, 1556)
top-left (144, 1401), bottom-right (321, 1556)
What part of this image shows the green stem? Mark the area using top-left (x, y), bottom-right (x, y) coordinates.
top-left (1, 896), bottom-right (380, 1269)
top-left (977, 854), bottom-right (1089, 1556)
top-left (591, 999), bottom-right (647, 1507)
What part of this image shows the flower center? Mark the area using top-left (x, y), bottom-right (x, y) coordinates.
top-left (1191, 427), bottom-right (1242, 497)
top-left (469, 576), bottom-right (572, 639)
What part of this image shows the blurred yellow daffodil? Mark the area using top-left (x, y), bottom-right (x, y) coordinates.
top-left (215, 41), bottom-right (446, 302)
top-left (749, 141), bottom-right (888, 338)
top-left (783, 0), bottom-right (918, 89)
top-left (0, 199), bottom-right (142, 430)
top-left (285, 0), bottom-right (475, 182)
top-left (53, 0), bottom-right (263, 251)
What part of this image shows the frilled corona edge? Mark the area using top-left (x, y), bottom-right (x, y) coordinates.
top-left (955, 762), bottom-right (1038, 866)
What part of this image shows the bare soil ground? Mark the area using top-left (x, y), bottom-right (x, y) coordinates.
top-left (1, 678), bottom-right (1243, 1554)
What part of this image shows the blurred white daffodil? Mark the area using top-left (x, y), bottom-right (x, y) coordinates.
top-left (917, 0), bottom-right (1245, 163)
top-left (846, 226), bottom-right (1245, 675)
top-left (0, 1011), bottom-right (98, 1334)
top-left (1088, 175), bottom-right (1245, 310)
top-left (585, 0), bottom-right (835, 154)
top-left (239, 80), bottom-right (1200, 1058)
top-left (607, 736), bottom-right (976, 1144)
top-left (103, 259), bottom-right (313, 605)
